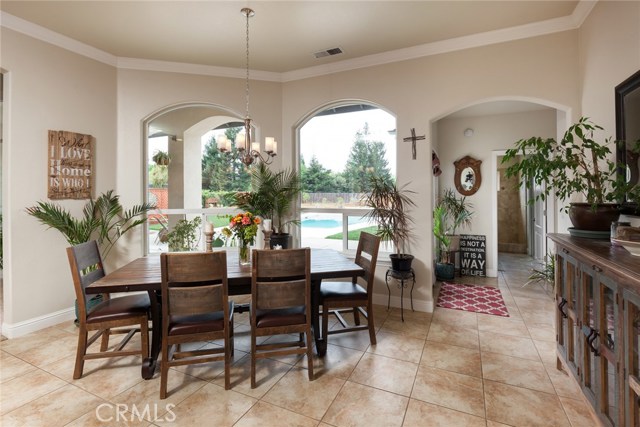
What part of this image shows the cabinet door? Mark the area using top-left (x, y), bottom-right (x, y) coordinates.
top-left (596, 273), bottom-right (622, 426)
top-left (556, 249), bottom-right (581, 378)
top-left (624, 289), bottom-right (640, 427)
top-left (580, 264), bottom-right (598, 406)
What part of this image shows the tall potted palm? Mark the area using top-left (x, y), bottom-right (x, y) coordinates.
top-left (438, 189), bottom-right (474, 251)
top-left (234, 162), bottom-right (301, 248)
top-left (363, 176), bottom-right (416, 272)
top-left (26, 190), bottom-right (155, 321)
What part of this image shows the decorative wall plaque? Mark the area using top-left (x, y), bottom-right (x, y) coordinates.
top-left (48, 130), bottom-right (94, 199)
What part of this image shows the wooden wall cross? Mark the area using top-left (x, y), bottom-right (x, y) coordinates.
top-left (402, 128), bottom-right (425, 160)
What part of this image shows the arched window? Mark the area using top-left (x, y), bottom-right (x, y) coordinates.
top-left (298, 103), bottom-right (396, 251)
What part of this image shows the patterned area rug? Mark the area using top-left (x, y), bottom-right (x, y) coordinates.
top-left (436, 282), bottom-right (509, 317)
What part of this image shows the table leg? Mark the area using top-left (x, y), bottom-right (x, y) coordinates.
top-left (311, 279), bottom-right (327, 356)
top-left (400, 279), bottom-right (405, 322)
top-left (142, 289), bottom-right (161, 379)
top-left (410, 272), bottom-right (415, 311)
top-left (385, 270), bottom-right (391, 310)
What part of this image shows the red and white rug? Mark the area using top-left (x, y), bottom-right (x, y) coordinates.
top-left (436, 282), bottom-right (510, 317)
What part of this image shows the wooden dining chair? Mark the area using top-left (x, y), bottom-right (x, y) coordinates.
top-left (250, 248), bottom-right (314, 388)
top-left (66, 241), bottom-right (150, 380)
top-left (159, 251), bottom-right (234, 398)
top-left (320, 231), bottom-right (381, 345)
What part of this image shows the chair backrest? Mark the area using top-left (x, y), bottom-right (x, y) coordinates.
top-left (66, 241), bottom-right (106, 321)
top-left (354, 232), bottom-right (381, 291)
top-left (160, 251), bottom-right (229, 319)
top-left (251, 248), bottom-right (311, 312)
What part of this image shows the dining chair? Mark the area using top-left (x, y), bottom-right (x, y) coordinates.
top-left (320, 231), bottom-right (381, 345)
top-left (159, 251), bottom-right (234, 398)
top-left (250, 248), bottom-right (314, 388)
top-left (66, 241), bottom-right (150, 380)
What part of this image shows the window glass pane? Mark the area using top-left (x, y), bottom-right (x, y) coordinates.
top-left (299, 106), bottom-right (396, 250)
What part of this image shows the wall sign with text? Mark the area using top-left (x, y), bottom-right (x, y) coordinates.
top-left (460, 234), bottom-right (486, 277)
top-left (48, 130), bottom-right (94, 199)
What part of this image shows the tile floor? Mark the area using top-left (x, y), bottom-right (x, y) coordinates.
top-left (0, 254), bottom-right (600, 426)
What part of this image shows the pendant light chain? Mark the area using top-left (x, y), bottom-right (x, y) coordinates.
top-left (244, 8), bottom-right (251, 122)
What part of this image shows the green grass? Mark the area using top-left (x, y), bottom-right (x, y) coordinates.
top-left (325, 226), bottom-right (378, 240)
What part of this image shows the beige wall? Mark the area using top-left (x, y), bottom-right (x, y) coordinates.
top-left (436, 109), bottom-right (557, 276)
top-left (1, 0), bottom-right (639, 334)
top-left (282, 33), bottom-right (578, 306)
top-left (1, 28), bottom-right (117, 331)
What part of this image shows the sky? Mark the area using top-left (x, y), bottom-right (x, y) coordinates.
top-left (300, 109), bottom-right (397, 174)
top-left (149, 108), bottom-right (397, 176)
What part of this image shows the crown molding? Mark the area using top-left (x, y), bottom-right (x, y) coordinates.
top-left (116, 57), bottom-right (282, 82)
top-left (1, 1), bottom-right (597, 83)
top-left (281, 2), bottom-right (597, 82)
top-left (0, 11), bottom-right (117, 66)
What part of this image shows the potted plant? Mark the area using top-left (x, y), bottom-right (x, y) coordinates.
top-left (437, 189), bottom-right (474, 251)
top-left (502, 117), bottom-right (637, 231)
top-left (26, 190), bottom-right (156, 259)
top-left (165, 216), bottom-right (202, 252)
top-left (433, 204), bottom-right (454, 281)
top-left (152, 150), bottom-right (171, 166)
top-left (26, 190), bottom-right (155, 322)
top-left (234, 162), bottom-right (301, 248)
top-left (363, 176), bottom-right (416, 272)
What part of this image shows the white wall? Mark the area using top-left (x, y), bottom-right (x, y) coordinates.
top-left (1, 28), bottom-right (117, 335)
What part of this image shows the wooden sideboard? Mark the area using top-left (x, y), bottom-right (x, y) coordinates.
top-left (548, 234), bottom-right (640, 427)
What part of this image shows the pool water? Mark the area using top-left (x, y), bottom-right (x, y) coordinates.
top-left (301, 217), bottom-right (364, 228)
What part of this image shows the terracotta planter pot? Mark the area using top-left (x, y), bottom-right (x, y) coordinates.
top-left (568, 203), bottom-right (620, 232)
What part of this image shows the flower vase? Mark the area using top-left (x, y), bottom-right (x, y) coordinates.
top-left (239, 243), bottom-right (251, 265)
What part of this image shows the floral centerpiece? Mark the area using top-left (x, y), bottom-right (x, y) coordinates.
top-left (222, 212), bottom-right (261, 264)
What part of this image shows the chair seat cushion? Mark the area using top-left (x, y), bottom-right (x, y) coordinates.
top-left (168, 301), bottom-right (234, 336)
top-left (320, 281), bottom-right (367, 301)
top-left (255, 305), bottom-right (306, 328)
top-left (86, 294), bottom-right (150, 324)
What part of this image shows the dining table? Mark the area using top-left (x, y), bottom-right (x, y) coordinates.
top-left (86, 247), bottom-right (364, 379)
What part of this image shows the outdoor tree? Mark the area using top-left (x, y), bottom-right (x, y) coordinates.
top-left (342, 123), bottom-right (393, 192)
top-left (201, 126), bottom-right (250, 192)
top-left (148, 164), bottom-right (168, 188)
top-left (301, 155), bottom-right (337, 192)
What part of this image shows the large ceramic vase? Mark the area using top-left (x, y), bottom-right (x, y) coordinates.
top-left (569, 203), bottom-right (620, 231)
top-left (390, 254), bottom-right (414, 272)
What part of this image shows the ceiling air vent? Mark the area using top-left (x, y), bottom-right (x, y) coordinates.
top-left (314, 47), bottom-right (343, 59)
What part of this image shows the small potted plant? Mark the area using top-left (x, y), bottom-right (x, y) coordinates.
top-left (502, 117), bottom-right (638, 231)
top-left (363, 176), bottom-right (416, 272)
top-left (437, 189), bottom-right (474, 251)
top-left (433, 204), bottom-right (454, 281)
top-left (152, 150), bottom-right (171, 166)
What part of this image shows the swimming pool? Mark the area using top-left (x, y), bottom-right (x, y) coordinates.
top-left (301, 217), bottom-right (365, 229)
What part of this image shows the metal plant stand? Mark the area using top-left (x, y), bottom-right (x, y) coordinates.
top-left (385, 268), bottom-right (416, 321)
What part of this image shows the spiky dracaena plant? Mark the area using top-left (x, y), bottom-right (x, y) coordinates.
top-left (363, 177), bottom-right (416, 256)
top-left (26, 190), bottom-right (155, 259)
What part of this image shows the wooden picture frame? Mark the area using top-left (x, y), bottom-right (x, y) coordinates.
top-left (454, 155), bottom-right (482, 196)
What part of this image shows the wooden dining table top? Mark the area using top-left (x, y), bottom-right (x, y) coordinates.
top-left (86, 248), bottom-right (364, 294)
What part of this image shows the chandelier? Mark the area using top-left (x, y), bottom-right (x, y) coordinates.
top-left (217, 7), bottom-right (277, 166)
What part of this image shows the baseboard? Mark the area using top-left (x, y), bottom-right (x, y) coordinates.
top-left (1, 307), bottom-right (75, 339)
top-left (373, 293), bottom-right (433, 313)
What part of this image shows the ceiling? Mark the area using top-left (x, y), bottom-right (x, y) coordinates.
top-left (1, 1), bottom-right (582, 74)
